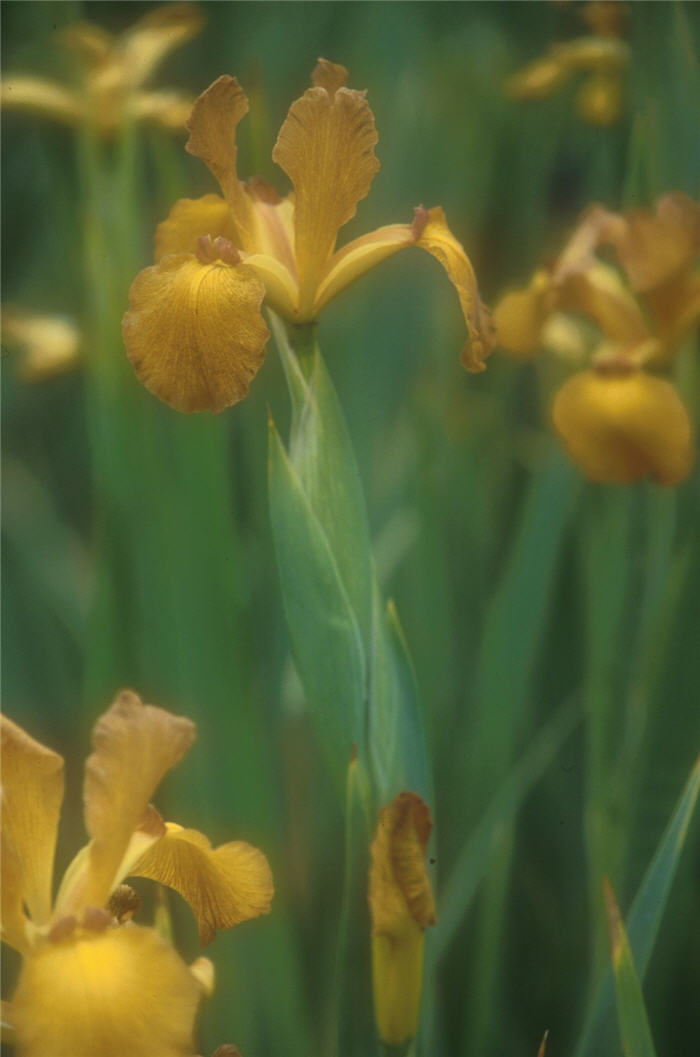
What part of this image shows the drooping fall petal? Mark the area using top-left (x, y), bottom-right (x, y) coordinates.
top-left (552, 368), bottom-right (694, 485)
top-left (122, 252), bottom-right (269, 413)
top-left (0, 715), bottom-right (64, 935)
top-left (493, 270), bottom-right (554, 358)
top-left (131, 822), bottom-right (274, 944)
top-left (272, 73), bottom-right (380, 316)
top-left (414, 206), bottom-right (496, 371)
top-left (155, 195), bottom-right (237, 260)
top-left (369, 792), bottom-right (437, 1047)
top-left (10, 924), bottom-right (201, 1057)
top-left (185, 76), bottom-right (257, 251)
top-left (1, 77), bottom-right (84, 125)
top-left (62, 691), bottom-right (195, 914)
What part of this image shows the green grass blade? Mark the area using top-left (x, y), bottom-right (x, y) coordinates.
top-left (604, 879), bottom-right (658, 1057)
top-left (575, 755), bottom-right (700, 1057)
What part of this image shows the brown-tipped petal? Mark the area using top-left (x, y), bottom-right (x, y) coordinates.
top-left (369, 792), bottom-right (436, 939)
top-left (493, 270), bottom-right (554, 358)
top-left (552, 369), bottom-right (695, 485)
top-left (272, 82), bottom-right (380, 316)
top-left (121, 3), bottom-right (205, 89)
top-left (311, 57), bottom-right (349, 96)
top-left (123, 253), bottom-right (269, 413)
top-left (1, 77), bottom-right (84, 125)
top-left (415, 206), bottom-right (495, 371)
top-left (186, 77), bottom-right (257, 251)
top-left (155, 195), bottom-right (237, 261)
top-left (1, 715), bottom-right (64, 933)
top-left (131, 823), bottom-right (274, 945)
top-left (11, 924), bottom-right (201, 1057)
top-left (64, 691), bottom-right (196, 914)
top-left (599, 193), bottom-right (700, 293)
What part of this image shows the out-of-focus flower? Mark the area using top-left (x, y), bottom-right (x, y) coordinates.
top-left (504, 1), bottom-right (628, 126)
top-left (122, 58), bottom-right (495, 414)
top-left (1, 4), bottom-right (204, 136)
top-left (1, 690), bottom-right (273, 1057)
top-left (2, 308), bottom-right (81, 381)
top-left (368, 792), bottom-right (436, 1048)
top-left (494, 192), bottom-right (700, 485)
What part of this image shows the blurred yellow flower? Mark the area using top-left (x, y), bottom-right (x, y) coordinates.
top-left (504, 1), bottom-right (628, 126)
top-left (494, 192), bottom-right (699, 485)
top-left (1, 4), bottom-right (203, 136)
top-left (2, 308), bottom-right (81, 381)
top-left (122, 58), bottom-right (495, 413)
top-left (368, 791), bottom-right (436, 1048)
top-left (1, 690), bottom-right (273, 1057)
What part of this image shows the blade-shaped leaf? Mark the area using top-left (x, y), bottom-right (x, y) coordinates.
top-left (604, 879), bottom-right (658, 1057)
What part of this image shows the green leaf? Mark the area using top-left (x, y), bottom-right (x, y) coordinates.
top-left (268, 417), bottom-right (366, 786)
top-left (575, 755), bottom-right (700, 1057)
top-left (603, 879), bottom-right (658, 1057)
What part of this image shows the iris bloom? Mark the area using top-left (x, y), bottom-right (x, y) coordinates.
top-left (505, 1), bottom-right (628, 126)
top-left (1, 4), bottom-right (203, 136)
top-left (494, 192), bottom-right (699, 485)
top-left (122, 58), bottom-right (494, 414)
top-left (368, 792), bottom-right (436, 1047)
top-left (1, 690), bottom-right (273, 1057)
top-left (2, 309), bottom-right (81, 381)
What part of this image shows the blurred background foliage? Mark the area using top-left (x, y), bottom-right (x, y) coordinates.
top-left (2, 2), bottom-right (699, 1056)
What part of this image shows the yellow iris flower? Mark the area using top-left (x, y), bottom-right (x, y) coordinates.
top-left (1, 4), bottom-right (203, 135)
top-left (1, 690), bottom-right (273, 1057)
top-left (494, 192), bottom-right (700, 485)
top-left (2, 309), bottom-right (81, 381)
top-left (122, 58), bottom-right (495, 414)
top-left (368, 792), bottom-right (437, 1048)
top-left (504, 1), bottom-right (628, 126)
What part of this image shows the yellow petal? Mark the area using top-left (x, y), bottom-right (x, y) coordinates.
top-left (155, 195), bottom-right (237, 261)
top-left (10, 924), bottom-right (201, 1057)
top-left (131, 89), bottom-right (196, 131)
top-left (1, 77), bottom-right (84, 125)
top-left (58, 22), bottom-right (114, 67)
top-left (493, 270), bottom-right (554, 358)
top-left (130, 822), bottom-right (274, 945)
top-left (369, 791), bottom-right (436, 938)
top-left (576, 72), bottom-right (623, 126)
top-left (552, 369), bottom-right (695, 485)
top-left (1, 715), bottom-right (64, 935)
top-left (314, 222), bottom-right (415, 314)
top-left (414, 206), bottom-right (496, 371)
top-left (2, 309), bottom-right (81, 381)
top-left (504, 56), bottom-right (570, 100)
top-left (272, 75), bottom-right (380, 316)
top-left (598, 193), bottom-right (700, 292)
top-left (121, 3), bottom-right (205, 89)
top-left (123, 251), bottom-right (269, 413)
top-left (185, 76), bottom-right (257, 252)
top-left (311, 57), bottom-right (349, 96)
top-left (369, 792), bottom-right (436, 1047)
top-left (64, 691), bottom-right (195, 914)
top-left (557, 261), bottom-right (649, 347)
top-left (647, 273), bottom-right (700, 360)
top-left (554, 36), bottom-right (628, 74)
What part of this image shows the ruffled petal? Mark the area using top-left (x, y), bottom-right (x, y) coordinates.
top-left (414, 206), bottom-right (496, 371)
top-left (185, 76), bottom-right (257, 251)
top-left (130, 822), bottom-right (274, 944)
top-left (121, 3), bottom-right (205, 89)
top-left (155, 195), bottom-right (237, 260)
top-left (597, 193), bottom-right (700, 292)
top-left (1, 715), bottom-right (64, 934)
top-left (123, 251), bottom-right (269, 413)
top-left (272, 68), bottom-right (380, 315)
top-left (10, 924), bottom-right (201, 1057)
top-left (62, 691), bottom-right (195, 914)
top-left (1, 77), bottom-right (84, 125)
top-left (552, 368), bottom-right (694, 485)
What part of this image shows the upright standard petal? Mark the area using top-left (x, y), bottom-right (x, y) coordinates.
top-left (369, 792), bottom-right (436, 1047)
top-left (10, 924), bottom-right (201, 1057)
top-left (131, 822), bottom-right (274, 944)
top-left (597, 193), bottom-right (700, 292)
top-left (272, 72), bottom-right (380, 316)
top-left (64, 691), bottom-right (195, 913)
top-left (414, 207), bottom-right (496, 371)
top-left (185, 77), bottom-right (257, 251)
top-left (121, 3), bottom-right (205, 89)
top-left (1, 715), bottom-right (64, 931)
top-left (552, 368), bottom-right (694, 485)
top-left (123, 251), bottom-right (269, 413)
